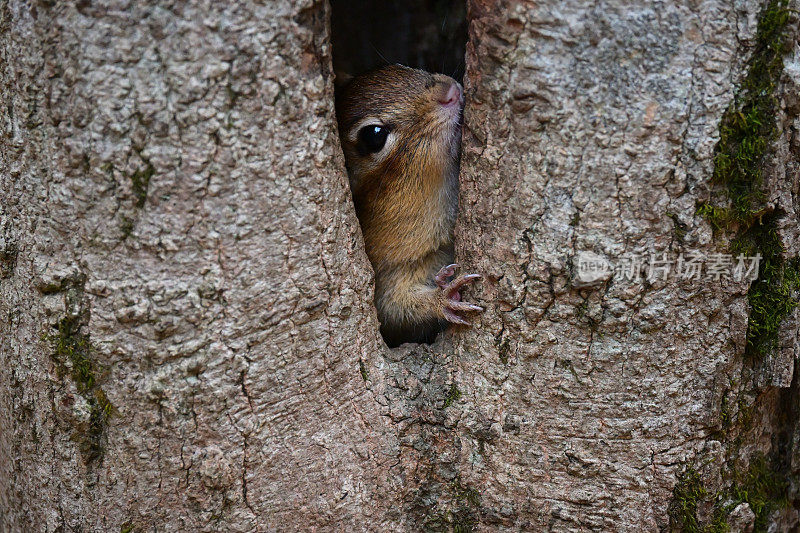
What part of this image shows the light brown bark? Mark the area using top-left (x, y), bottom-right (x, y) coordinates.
top-left (1, 0), bottom-right (799, 531)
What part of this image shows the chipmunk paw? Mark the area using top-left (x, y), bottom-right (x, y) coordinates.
top-left (434, 264), bottom-right (483, 325)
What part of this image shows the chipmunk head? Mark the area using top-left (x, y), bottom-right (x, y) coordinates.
top-left (335, 64), bottom-right (464, 194)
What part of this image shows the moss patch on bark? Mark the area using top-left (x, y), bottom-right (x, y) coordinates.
top-left (697, 0), bottom-right (797, 360)
top-left (671, 454), bottom-right (788, 532)
top-left (49, 314), bottom-right (113, 464)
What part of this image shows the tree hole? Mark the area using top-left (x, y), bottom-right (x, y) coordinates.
top-left (329, 1), bottom-right (470, 348)
top-left (329, 0), bottom-right (467, 82)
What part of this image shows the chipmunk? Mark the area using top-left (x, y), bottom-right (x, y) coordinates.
top-left (336, 64), bottom-right (483, 347)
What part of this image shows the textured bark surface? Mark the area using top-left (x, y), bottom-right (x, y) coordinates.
top-left (1, 0), bottom-right (799, 532)
top-left (454, 0), bottom-right (800, 530)
top-left (0, 1), bottom-right (395, 531)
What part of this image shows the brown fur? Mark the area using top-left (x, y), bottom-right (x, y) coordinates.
top-left (336, 65), bottom-right (478, 346)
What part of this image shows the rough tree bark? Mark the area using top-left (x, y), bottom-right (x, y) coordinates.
top-left (1, 0), bottom-right (799, 532)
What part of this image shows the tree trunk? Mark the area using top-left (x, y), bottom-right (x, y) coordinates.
top-left (1, 0), bottom-right (798, 532)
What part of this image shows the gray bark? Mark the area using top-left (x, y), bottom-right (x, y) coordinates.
top-left (1, 1), bottom-right (393, 530)
top-left (1, 0), bottom-right (799, 532)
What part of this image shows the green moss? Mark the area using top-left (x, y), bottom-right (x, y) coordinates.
top-left (83, 390), bottom-right (114, 463)
top-left (699, 0), bottom-right (796, 361)
top-left (52, 316), bottom-right (97, 393)
top-left (667, 212), bottom-right (689, 241)
top-left (669, 467), bottom-right (706, 533)
top-left (452, 517), bottom-right (476, 533)
top-left (119, 216), bottom-right (135, 239)
top-left (422, 510), bottom-right (477, 533)
top-left (668, 466), bottom-right (736, 533)
top-left (695, 204), bottom-right (731, 232)
top-left (451, 479), bottom-right (480, 508)
top-left (719, 391), bottom-right (732, 430)
top-left (707, 0), bottom-right (791, 222)
top-left (730, 218), bottom-right (800, 358)
top-left (575, 300), bottom-right (588, 320)
top-left (422, 480), bottom-right (481, 533)
top-left (49, 316), bottom-right (113, 463)
top-left (675, 454), bottom-right (790, 533)
top-left (130, 163), bottom-right (154, 208)
top-left (423, 511), bottom-right (455, 533)
top-left (443, 384), bottom-right (461, 408)
top-left (705, 504), bottom-right (733, 533)
top-left (731, 453), bottom-right (788, 532)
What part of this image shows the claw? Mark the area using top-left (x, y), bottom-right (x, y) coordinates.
top-left (445, 274), bottom-right (482, 298)
top-left (435, 263), bottom-right (458, 288)
top-left (435, 266), bottom-right (483, 325)
top-left (446, 301), bottom-right (484, 313)
top-left (443, 308), bottom-right (470, 325)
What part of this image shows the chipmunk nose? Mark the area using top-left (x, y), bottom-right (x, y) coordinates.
top-left (438, 82), bottom-right (463, 107)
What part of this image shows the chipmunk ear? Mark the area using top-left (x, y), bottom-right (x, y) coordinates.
top-left (334, 70), bottom-right (353, 89)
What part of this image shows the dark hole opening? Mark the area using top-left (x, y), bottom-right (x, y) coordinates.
top-left (329, 0), bottom-right (467, 82)
top-left (329, 1), bottom-right (469, 348)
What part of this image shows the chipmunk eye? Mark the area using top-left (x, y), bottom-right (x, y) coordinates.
top-left (357, 125), bottom-right (390, 154)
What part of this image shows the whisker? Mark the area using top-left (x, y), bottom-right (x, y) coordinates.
top-left (370, 41), bottom-right (391, 66)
